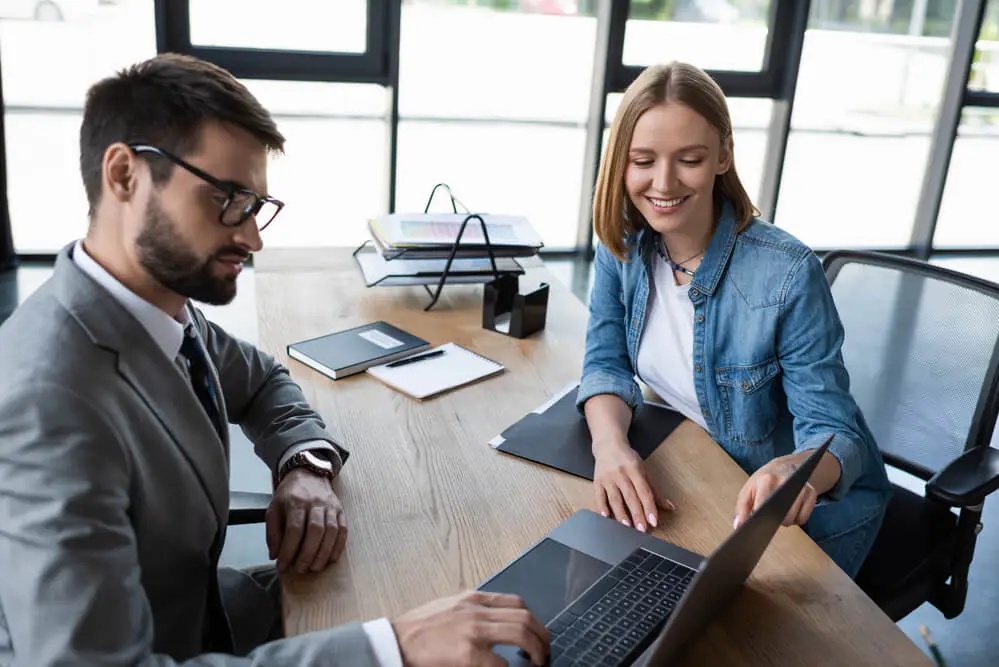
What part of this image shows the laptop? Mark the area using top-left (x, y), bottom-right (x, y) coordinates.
top-left (478, 436), bottom-right (832, 667)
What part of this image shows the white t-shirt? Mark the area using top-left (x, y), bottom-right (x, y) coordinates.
top-left (636, 253), bottom-right (708, 431)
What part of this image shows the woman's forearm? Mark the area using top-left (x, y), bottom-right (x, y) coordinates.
top-left (784, 449), bottom-right (843, 495)
top-left (584, 394), bottom-right (634, 456)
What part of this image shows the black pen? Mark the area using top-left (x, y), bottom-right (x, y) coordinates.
top-left (386, 349), bottom-right (445, 368)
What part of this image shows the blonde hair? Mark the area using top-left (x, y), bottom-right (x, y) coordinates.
top-left (592, 62), bottom-right (759, 260)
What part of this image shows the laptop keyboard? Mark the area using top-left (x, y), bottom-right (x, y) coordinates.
top-left (543, 548), bottom-right (695, 667)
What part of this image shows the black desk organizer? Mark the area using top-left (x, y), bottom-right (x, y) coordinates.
top-left (361, 183), bottom-right (549, 338)
top-left (482, 274), bottom-right (549, 339)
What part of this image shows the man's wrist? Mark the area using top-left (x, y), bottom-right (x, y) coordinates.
top-left (274, 448), bottom-right (342, 486)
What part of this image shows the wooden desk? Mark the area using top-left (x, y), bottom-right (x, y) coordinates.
top-left (255, 248), bottom-right (931, 667)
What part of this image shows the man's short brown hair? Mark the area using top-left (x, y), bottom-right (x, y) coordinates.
top-left (79, 53), bottom-right (285, 216)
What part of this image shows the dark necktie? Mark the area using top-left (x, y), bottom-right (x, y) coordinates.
top-left (180, 328), bottom-right (233, 651)
top-left (179, 328), bottom-right (224, 440)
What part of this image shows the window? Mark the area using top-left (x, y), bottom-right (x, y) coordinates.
top-left (242, 80), bottom-right (388, 248)
top-left (969, 0), bottom-right (999, 92)
top-left (1, 0), bottom-right (157, 253)
top-left (932, 108), bottom-right (999, 248)
top-left (396, 0), bottom-right (598, 250)
top-left (721, 98), bottom-right (770, 210)
top-left (775, 1), bottom-right (958, 249)
top-left (934, 2), bottom-right (999, 249)
top-left (623, 0), bottom-right (773, 71)
top-left (397, 121), bottom-right (586, 248)
top-left (188, 0), bottom-right (368, 54)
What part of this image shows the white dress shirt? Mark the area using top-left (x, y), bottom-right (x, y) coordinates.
top-left (72, 241), bottom-right (403, 666)
top-left (636, 252), bottom-right (708, 431)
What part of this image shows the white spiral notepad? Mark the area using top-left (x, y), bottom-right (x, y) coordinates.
top-left (365, 342), bottom-right (505, 400)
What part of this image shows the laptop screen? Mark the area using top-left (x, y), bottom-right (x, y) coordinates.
top-left (478, 538), bottom-right (611, 624)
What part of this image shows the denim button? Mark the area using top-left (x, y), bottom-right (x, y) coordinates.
top-left (695, 365), bottom-right (702, 373)
top-left (691, 288), bottom-right (700, 297)
top-left (701, 408), bottom-right (709, 416)
top-left (697, 314), bottom-right (704, 323)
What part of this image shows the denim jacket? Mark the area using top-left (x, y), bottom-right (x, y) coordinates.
top-left (577, 204), bottom-right (891, 500)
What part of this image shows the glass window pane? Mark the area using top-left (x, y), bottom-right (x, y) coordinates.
top-left (188, 0), bottom-right (367, 53)
top-left (623, 0), bottom-right (772, 71)
top-left (239, 80), bottom-right (388, 248)
top-left (969, 0), bottom-right (999, 92)
top-left (724, 98), bottom-right (770, 209)
top-left (1, 0), bottom-right (157, 253)
top-left (398, 1), bottom-right (599, 248)
top-left (775, 2), bottom-right (958, 249)
top-left (932, 108), bottom-right (999, 248)
top-left (400, 1), bottom-right (596, 122)
top-left (396, 122), bottom-right (584, 249)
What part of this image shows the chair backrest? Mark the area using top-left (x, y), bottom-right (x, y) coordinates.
top-left (823, 251), bottom-right (999, 480)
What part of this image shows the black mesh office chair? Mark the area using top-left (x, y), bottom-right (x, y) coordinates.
top-left (823, 250), bottom-right (999, 621)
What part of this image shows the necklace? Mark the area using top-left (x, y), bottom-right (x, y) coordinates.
top-left (654, 236), bottom-right (705, 277)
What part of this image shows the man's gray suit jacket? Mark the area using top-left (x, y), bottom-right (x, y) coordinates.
top-left (0, 248), bottom-right (379, 666)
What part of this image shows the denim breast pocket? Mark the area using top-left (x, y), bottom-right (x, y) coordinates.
top-left (715, 358), bottom-right (782, 445)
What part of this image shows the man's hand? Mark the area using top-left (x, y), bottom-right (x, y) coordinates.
top-left (266, 468), bottom-right (347, 574)
top-left (391, 591), bottom-right (550, 667)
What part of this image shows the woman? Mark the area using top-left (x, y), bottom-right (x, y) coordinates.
top-left (578, 62), bottom-right (891, 578)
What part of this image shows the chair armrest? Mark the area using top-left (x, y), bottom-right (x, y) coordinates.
top-left (228, 491), bottom-right (272, 525)
top-left (927, 447), bottom-right (999, 507)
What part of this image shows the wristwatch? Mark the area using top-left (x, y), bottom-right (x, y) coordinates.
top-left (276, 449), bottom-right (339, 486)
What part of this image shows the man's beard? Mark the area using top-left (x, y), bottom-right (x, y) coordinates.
top-left (135, 196), bottom-right (247, 306)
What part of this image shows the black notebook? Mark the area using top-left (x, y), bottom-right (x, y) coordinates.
top-left (287, 321), bottom-right (430, 380)
top-left (489, 384), bottom-right (684, 480)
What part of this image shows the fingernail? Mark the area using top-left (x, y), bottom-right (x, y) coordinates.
top-left (637, 523), bottom-right (646, 533)
top-left (733, 517), bottom-right (739, 529)
top-left (601, 511), bottom-right (608, 518)
top-left (621, 519), bottom-right (630, 527)
top-left (668, 500), bottom-right (677, 511)
top-left (648, 513), bottom-right (657, 528)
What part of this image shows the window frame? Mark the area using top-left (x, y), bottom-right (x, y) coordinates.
top-left (2, 0), bottom-right (999, 265)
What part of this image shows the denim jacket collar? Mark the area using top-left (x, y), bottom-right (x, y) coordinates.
top-left (635, 199), bottom-right (740, 297)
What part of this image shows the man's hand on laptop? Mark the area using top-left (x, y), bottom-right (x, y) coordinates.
top-left (593, 437), bottom-right (676, 533)
top-left (391, 591), bottom-right (550, 667)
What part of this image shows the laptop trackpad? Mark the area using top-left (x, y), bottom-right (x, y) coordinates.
top-left (479, 538), bottom-right (612, 625)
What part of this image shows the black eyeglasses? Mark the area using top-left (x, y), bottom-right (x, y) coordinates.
top-left (128, 143), bottom-right (284, 231)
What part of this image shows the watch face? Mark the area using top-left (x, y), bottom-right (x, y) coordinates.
top-left (302, 450), bottom-right (334, 472)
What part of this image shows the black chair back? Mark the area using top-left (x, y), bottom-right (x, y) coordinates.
top-left (824, 250), bottom-right (999, 619)
top-left (825, 251), bottom-right (999, 478)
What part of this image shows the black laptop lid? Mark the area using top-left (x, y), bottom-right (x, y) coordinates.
top-left (642, 436), bottom-right (834, 666)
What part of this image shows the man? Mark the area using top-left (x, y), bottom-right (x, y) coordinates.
top-left (0, 53), bottom-right (549, 667)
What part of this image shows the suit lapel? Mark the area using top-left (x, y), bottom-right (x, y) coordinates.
top-left (51, 248), bottom-right (229, 527)
top-left (116, 352), bottom-right (229, 526)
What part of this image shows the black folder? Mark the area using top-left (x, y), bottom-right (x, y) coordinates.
top-left (489, 384), bottom-right (684, 480)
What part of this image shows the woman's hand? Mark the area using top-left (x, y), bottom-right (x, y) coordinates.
top-left (593, 438), bottom-right (675, 532)
top-left (732, 454), bottom-right (818, 530)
